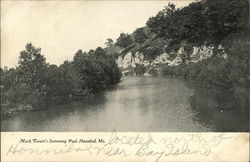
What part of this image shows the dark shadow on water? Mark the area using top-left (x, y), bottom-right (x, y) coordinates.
top-left (186, 82), bottom-right (249, 132)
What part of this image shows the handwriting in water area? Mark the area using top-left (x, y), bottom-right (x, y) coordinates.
top-left (5, 132), bottom-right (233, 162)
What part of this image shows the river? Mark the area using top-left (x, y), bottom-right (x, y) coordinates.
top-left (1, 76), bottom-right (249, 131)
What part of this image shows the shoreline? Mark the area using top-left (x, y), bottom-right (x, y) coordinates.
top-left (1, 80), bottom-right (122, 119)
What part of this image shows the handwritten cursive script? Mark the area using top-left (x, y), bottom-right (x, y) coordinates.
top-left (5, 132), bottom-right (233, 161)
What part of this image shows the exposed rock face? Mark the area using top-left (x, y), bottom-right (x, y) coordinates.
top-left (168, 47), bottom-right (184, 66)
top-left (188, 45), bottom-right (214, 63)
top-left (218, 45), bottom-right (228, 59)
top-left (117, 52), bottom-right (145, 69)
top-left (152, 53), bottom-right (170, 65)
top-left (117, 56), bottom-right (123, 68)
top-left (116, 44), bottom-right (225, 74)
top-left (133, 52), bottom-right (144, 65)
top-left (123, 52), bottom-right (133, 68)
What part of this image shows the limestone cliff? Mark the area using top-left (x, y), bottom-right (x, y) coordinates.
top-left (116, 44), bottom-right (227, 75)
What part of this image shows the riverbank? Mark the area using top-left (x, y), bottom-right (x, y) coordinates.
top-left (1, 104), bottom-right (33, 117)
top-left (1, 79), bottom-right (122, 119)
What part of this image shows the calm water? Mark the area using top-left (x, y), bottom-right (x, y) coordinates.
top-left (1, 76), bottom-right (249, 131)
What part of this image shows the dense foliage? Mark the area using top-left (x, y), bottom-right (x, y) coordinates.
top-left (147, 0), bottom-right (249, 48)
top-left (139, 38), bottom-right (168, 60)
top-left (134, 28), bottom-right (148, 45)
top-left (115, 33), bottom-right (134, 48)
top-left (1, 43), bottom-right (121, 112)
top-left (105, 38), bottom-right (114, 47)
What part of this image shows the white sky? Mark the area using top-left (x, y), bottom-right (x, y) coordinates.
top-left (1, 1), bottom-right (192, 68)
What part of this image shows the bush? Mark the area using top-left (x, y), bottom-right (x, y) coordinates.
top-left (134, 64), bottom-right (146, 75)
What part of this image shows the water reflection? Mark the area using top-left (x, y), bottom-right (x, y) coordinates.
top-left (1, 76), bottom-right (248, 131)
top-left (187, 82), bottom-right (249, 132)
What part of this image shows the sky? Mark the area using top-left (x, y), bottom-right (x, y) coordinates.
top-left (1, 0), bottom-right (192, 68)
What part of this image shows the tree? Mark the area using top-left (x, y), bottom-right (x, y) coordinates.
top-left (115, 33), bottom-right (133, 48)
top-left (147, 2), bottom-right (205, 45)
top-left (17, 43), bottom-right (48, 93)
top-left (72, 48), bottom-right (121, 91)
top-left (203, 0), bottom-right (249, 44)
top-left (134, 28), bottom-right (148, 45)
top-left (88, 49), bottom-right (95, 55)
top-left (44, 64), bottom-right (73, 104)
top-left (146, 3), bottom-right (178, 39)
top-left (0, 67), bottom-right (18, 91)
top-left (105, 38), bottom-right (114, 47)
top-left (94, 47), bottom-right (106, 56)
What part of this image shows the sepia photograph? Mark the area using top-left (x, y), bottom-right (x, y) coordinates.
top-left (1, 0), bottom-right (250, 161)
top-left (1, 0), bottom-right (249, 133)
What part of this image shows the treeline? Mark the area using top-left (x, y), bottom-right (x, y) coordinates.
top-left (1, 43), bottom-right (121, 111)
top-left (147, 0), bottom-right (249, 50)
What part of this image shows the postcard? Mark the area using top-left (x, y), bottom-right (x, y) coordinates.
top-left (1, 0), bottom-right (249, 161)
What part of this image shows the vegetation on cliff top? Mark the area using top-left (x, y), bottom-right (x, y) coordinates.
top-left (147, 0), bottom-right (249, 49)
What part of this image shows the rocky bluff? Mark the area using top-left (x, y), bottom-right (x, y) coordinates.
top-left (114, 43), bottom-right (227, 76)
